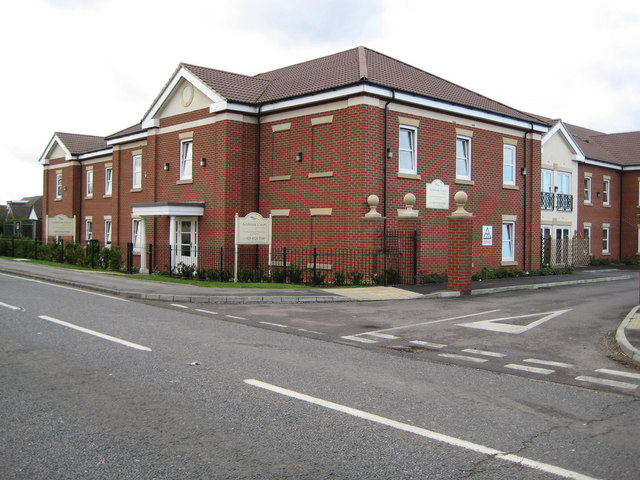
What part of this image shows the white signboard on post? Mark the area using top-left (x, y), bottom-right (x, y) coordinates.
top-left (47, 214), bottom-right (76, 238)
top-left (426, 179), bottom-right (450, 210)
top-left (234, 212), bottom-right (273, 282)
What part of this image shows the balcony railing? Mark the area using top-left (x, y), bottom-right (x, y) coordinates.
top-left (556, 193), bottom-right (573, 212)
top-left (541, 192), bottom-right (554, 210)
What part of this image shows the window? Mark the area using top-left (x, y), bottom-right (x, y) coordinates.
top-left (105, 219), bottom-right (112, 247)
top-left (583, 176), bottom-right (592, 203)
top-left (85, 219), bottom-right (93, 241)
top-left (180, 139), bottom-right (193, 180)
top-left (583, 227), bottom-right (591, 254)
top-left (456, 136), bottom-right (471, 180)
top-left (132, 154), bottom-right (142, 189)
top-left (541, 169), bottom-right (553, 210)
top-left (602, 227), bottom-right (610, 253)
top-left (603, 179), bottom-right (610, 205)
top-left (503, 144), bottom-right (516, 185)
top-left (399, 126), bottom-right (417, 174)
top-left (105, 167), bottom-right (113, 196)
top-left (132, 218), bottom-right (142, 253)
top-left (556, 172), bottom-right (572, 211)
top-left (86, 169), bottom-right (93, 197)
top-left (55, 173), bottom-right (62, 199)
top-left (502, 221), bottom-right (515, 262)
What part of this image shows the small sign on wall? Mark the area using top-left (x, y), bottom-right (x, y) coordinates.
top-left (426, 179), bottom-right (450, 210)
top-left (482, 226), bottom-right (493, 246)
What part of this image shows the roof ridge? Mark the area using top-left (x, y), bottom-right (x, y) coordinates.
top-left (357, 45), bottom-right (368, 80)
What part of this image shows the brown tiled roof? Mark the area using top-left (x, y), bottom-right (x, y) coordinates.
top-left (589, 131), bottom-right (640, 166)
top-left (184, 46), bottom-right (544, 125)
top-left (56, 132), bottom-right (107, 155)
top-left (106, 123), bottom-right (144, 140)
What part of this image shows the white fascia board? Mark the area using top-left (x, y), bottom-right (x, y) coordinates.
top-left (79, 148), bottom-right (113, 160)
top-left (584, 158), bottom-right (622, 170)
top-left (210, 101), bottom-right (258, 114)
top-left (106, 131), bottom-right (148, 146)
top-left (622, 165), bottom-right (640, 171)
top-left (39, 134), bottom-right (72, 163)
top-left (132, 204), bottom-right (204, 217)
top-left (142, 66), bottom-right (225, 125)
top-left (543, 122), bottom-right (585, 160)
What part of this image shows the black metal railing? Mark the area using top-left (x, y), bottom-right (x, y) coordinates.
top-left (556, 194), bottom-right (573, 212)
top-left (541, 192), bottom-right (554, 210)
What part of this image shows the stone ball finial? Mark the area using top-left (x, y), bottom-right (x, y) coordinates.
top-left (451, 191), bottom-right (471, 217)
top-left (367, 194), bottom-right (379, 207)
top-left (403, 193), bottom-right (416, 207)
top-left (365, 194), bottom-right (382, 218)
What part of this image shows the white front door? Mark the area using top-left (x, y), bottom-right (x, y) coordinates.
top-left (174, 217), bottom-right (198, 268)
top-left (554, 227), bottom-right (570, 265)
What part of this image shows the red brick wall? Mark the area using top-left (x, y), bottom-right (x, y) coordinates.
top-left (621, 171), bottom-right (639, 258)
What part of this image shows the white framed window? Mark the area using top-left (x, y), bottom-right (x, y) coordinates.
top-left (583, 176), bottom-right (592, 203)
top-left (132, 218), bottom-right (142, 253)
top-left (456, 136), bottom-right (471, 180)
top-left (55, 173), bottom-right (62, 199)
top-left (583, 226), bottom-right (591, 254)
top-left (399, 126), bottom-right (417, 174)
top-left (556, 172), bottom-right (572, 212)
top-left (502, 221), bottom-right (515, 262)
top-left (105, 219), bottom-right (112, 247)
top-left (132, 154), bottom-right (142, 189)
top-left (180, 139), bottom-right (193, 180)
top-left (637, 226), bottom-right (640, 254)
top-left (602, 227), bottom-right (610, 254)
top-left (603, 179), bottom-right (610, 205)
top-left (85, 219), bottom-right (93, 241)
top-left (105, 166), bottom-right (113, 196)
top-left (503, 144), bottom-right (516, 185)
top-left (86, 169), bottom-right (93, 197)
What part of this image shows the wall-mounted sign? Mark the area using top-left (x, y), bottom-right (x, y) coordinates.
top-left (235, 212), bottom-right (271, 245)
top-left (426, 179), bottom-right (450, 210)
top-left (47, 214), bottom-right (75, 237)
top-left (482, 226), bottom-right (493, 246)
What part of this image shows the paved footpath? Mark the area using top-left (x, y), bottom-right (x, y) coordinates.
top-left (1, 258), bottom-right (639, 366)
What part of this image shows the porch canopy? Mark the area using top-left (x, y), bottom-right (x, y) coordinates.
top-left (130, 202), bottom-right (204, 273)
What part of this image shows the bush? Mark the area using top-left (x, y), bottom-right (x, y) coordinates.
top-left (310, 269), bottom-right (326, 286)
top-left (175, 262), bottom-right (196, 278)
top-left (333, 271), bottom-right (346, 287)
top-left (288, 264), bottom-right (305, 284)
top-left (420, 272), bottom-right (448, 284)
top-left (348, 269), bottom-right (364, 285)
top-left (237, 267), bottom-right (264, 283)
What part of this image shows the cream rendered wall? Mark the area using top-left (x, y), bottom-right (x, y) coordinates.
top-left (541, 130), bottom-right (579, 234)
top-left (157, 79), bottom-right (212, 119)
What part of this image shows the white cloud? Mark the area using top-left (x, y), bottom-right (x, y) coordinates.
top-left (1, 0), bottom-right (639, 205)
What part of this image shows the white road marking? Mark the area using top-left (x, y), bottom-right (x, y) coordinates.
top-left (438, 353), bottom-right (488, 363)
top-left (462, 348), bottom-right (506, 358)
top-left (245, 379), bottom-right (600, 480)
top-left (171, 303), bottom-right (189, 309)
top-left (226, 315), bottom-right (247, 320)
top-left (505, 364), bottom-right (555, 375)
top-left (38, 315), bottom-right (151, 352)
top-left (595, 368), bottom-right (640, 380)
top-left (459, 310), bottom-right (571, 334)
top-left (259, 321), bottom-right (287, 328)
top-left (0, 272), bottom-right (130, 302)
top-left (576, 376), bottom-right (638, 390)
top-left (195, 309), bottom-right (218, 315)
top-left (298, 329), bottom-right (325, 335)
top-left (341, 335), bottom-right (378, 344)
top-left (409, 340), bottom-right (446, 349)
top-left (524, 359), bottom-right (574, 368)
top-left (0, 301), bottom-right (21, 311)
top-left (363, 332), bottom-right (400, 339)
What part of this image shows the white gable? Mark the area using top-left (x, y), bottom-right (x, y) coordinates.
top-left (156, 78), bottom-right (213, 119)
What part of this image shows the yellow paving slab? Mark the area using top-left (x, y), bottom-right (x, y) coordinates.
top-left (628, 313), bottom-right (640, 330)
top-left (324, 286), bottom-right (424, 300)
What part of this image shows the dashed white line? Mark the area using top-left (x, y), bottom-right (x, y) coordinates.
top-left (462, 348), bottom-right (506, 358)
top-left (505, 364), bottom-right (555, 375)
top-left (576, 376), bottom-right (638, 390)
top-left (341, 335), bottom-right (378, 344)
top-left (171, 303), bottom-right (189, 309)
top-left (409, 340), bottom-right (447, 349)
top-left (523, 359), bottom-right (573, 368)
top-left (438, 353), bottom-right (488, 363)
top-left (259, 321), bottom-right (287, 328)
top-left (363, 332), bottom-right (400, 340)
top-left (245, 379), bottom-right (600, 480)
top-left (226, 315), bottom-right (247, 320)
top-left (195, 309), bottom-right (218, 315)
top-left (594, 368), bottom-right (640, 380)
top-left (38, 315), bottom-right (151, 352)
top-left (0, 301), bottom-right (21, 311)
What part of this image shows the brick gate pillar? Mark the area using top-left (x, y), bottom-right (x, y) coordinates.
top-left (448, 191), bottom-right (474, 295)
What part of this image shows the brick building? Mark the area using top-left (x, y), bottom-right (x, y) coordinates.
top-left (40, 46), bottom-right (550, 279)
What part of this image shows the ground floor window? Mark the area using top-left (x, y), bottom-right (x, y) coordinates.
top-left (502, 221), bottom-right (515, 262)
top-left (132, 218), bottom-right (142, 253)
top-left (602, 227), bottom-right (610, 254)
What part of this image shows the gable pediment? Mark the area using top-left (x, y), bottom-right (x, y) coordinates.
top-left (156, 78), bottom-right (214, 119)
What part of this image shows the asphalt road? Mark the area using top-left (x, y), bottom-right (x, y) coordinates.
top-left (1, 273), bottom-right (639, 479)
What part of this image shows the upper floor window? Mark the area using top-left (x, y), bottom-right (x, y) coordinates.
top-left (603, 179), bottom-right (610, 205)
top-left (556, 172), bottom-right (572, 212)
top-left (503, 144), bottom-right (516, 185)
top-left (399, 126), bottom-right (417, 175)
top-left (541, 169), bottom-right (553, 210)
top-left (105, 166), bottom-right (113, 196)
top-left (583, 176), bottom-right (592, 203)
top-left (180, 139), bottom-right (193, 180)
top-left (456, 136), bottom-right (471, 181)
top-left (132, 154), bottom-right (142, 189)
top-left (86, 169), bottom-right (93, 197)
top-left (55, 173), bottom-right (62, 199)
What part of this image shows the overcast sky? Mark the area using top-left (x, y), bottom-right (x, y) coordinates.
top-left (1, 0), bottom-right (639, 205)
